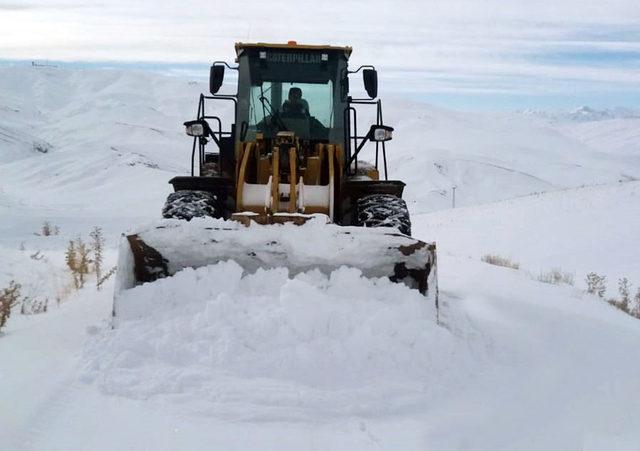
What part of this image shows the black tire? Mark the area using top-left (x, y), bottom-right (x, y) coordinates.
top-left (162, 190), bottom-right (223, 220)
top-left (357, 194), bottom-right (412, 236)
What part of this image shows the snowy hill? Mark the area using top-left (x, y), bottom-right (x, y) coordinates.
top-left (386, 103), bottom-right (639, 212)
top-left (1, 65), bottom-right (639, 218)
top-left (1, 66), bottom-right (640, 450)
top-left (413, 181), bottom-right (640, 284)
top-left (0, 66), bottom-right (201, 218)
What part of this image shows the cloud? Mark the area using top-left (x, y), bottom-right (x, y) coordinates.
top-left (0, 0), bottom-right (638, 108)
top-left (0, 2), bottom-right (32, 9)
top-left (0, 1), bottom-right (99, 10)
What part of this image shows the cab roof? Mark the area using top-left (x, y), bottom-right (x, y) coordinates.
top-left (235, 42), bottom-right (353, 59)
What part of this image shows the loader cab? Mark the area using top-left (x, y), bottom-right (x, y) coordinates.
top-left (234, 43), bottom-right (350, 146)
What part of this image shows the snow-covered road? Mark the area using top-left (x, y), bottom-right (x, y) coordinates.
top-left (3, 253), bottom-right (639, 450)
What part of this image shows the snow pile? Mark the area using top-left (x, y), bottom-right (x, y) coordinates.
top-left (82, 261), bottom-right (464, 419)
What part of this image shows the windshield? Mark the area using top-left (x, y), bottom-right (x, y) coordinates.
top-left (246, 81), bottom-right (334, 140)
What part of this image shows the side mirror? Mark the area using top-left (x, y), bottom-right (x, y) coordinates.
top-left (363, 69), bottom-right (378, 98)
top-left (184, 119), bottom-right (210, 137)
top-left (368, 124), bottom-right (393, 142)
top-left (209, 65), bottom-right (225, 94)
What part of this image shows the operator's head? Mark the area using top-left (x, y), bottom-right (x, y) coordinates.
top-left (288, 87), bottom-right (302, 104)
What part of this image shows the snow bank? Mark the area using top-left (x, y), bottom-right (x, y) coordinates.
top-left (412, 180), bottom-right (640, 284)
top-left (83, 261), bottom-right (462, 419)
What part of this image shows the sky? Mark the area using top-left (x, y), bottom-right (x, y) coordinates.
top-left (1, 0), bottom-right (639, 110)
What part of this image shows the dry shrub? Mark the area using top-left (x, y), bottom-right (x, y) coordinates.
top-left (608, 278), bottom-right (632, 315)
top-left (631, 288), bottom-right (640, 319)
top-left (588, 275), bottom-right (640, 320)
top-left (65, 238), bottom-right (91, 289)
top-left (481, 254), bottom-right (520, 270)
top-left (64, 226), bottom-right (109, 292)
top-left (90, 227), bottom-right (105, 289)
top-left (20, 297), bottom-right (48, 315)
top-left (586, 273), bottom-right (606, 298)
top-left (1, 281), bottom-right (22, 332)
top-left (538, 268), bottom-right (574, 286)
top-left (40, 221), bottom-right (59, 236)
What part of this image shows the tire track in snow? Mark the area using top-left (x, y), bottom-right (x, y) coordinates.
top-left (8, 376), bottom-right (81, 451)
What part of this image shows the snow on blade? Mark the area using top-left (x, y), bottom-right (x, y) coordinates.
top-left (113, 216), bottom-right (437, 304)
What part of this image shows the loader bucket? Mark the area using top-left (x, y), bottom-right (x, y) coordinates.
top-left (114, 216), bottom-right (437, 312)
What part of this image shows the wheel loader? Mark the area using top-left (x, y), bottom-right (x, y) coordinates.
top-left (115, 42), bottom-right (437, 306)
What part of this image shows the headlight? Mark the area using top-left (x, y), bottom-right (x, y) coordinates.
top-left (374, 128), bottom-right (392, 141)
top-left (184, 121), bottom-right (206, 137)
top-left (370, 125), bottom-right (394, 142)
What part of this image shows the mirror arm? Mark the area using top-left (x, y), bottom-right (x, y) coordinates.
top-left (347, 65), bottom-right (376, 75)
top-left (211, 61), bottom-right (237, 70)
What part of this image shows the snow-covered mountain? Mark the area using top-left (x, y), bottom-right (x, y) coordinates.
top-left (1, 65), bottom-right (639, 451)
top-left (519, 105), bottom-right (640, 123)
top-left (2, 65), bottom-right (639, 218)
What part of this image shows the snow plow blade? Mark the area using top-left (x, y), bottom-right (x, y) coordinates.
top-left (115, 216), bottom-right (437, 300)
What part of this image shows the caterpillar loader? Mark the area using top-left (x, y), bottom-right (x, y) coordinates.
top-left (115, 42), bottom-right (437, 306)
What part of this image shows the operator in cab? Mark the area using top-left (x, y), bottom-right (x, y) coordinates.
top-left (282, 87), bottom-right (310, 116)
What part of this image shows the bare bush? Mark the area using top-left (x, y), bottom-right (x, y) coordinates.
top-left (66, 238), bottom-right (92, 289)
top-left (90, 227), bottom-right (105, 290)
top-left (65, 239), bottom-right (79, 289)
top-left (618, 278), bottom-right (631, 313)
top-left (41, 221), bottom-right (52, 236)
top-left (1, 281), bottom-right (22, 332)
top-left (583, 274), bottom-right (640, 320)
top-left (75, 238), bottom-right (91, 288)
top-left (20, 297), bottom-right (48, 315)
top-left (632, 288), bottom-right (640, 319)
top-left (65, 227), bottom-right (107, 292)
top-left (481, 254), bottom-right (520, 270)
top-left (40, 221), bottom-right (60, 236)
top-left (537, 268), bottom-right (574, 286)
top-left (586, 273), bottom-right (606, 298)
top-left (607, 278), bottom-right (633, 314)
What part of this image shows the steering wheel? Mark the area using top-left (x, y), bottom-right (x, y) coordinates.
top-left (270, 110), bottom-right (290, 132)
